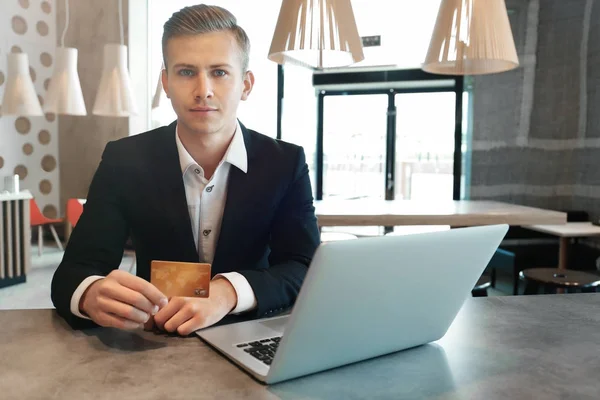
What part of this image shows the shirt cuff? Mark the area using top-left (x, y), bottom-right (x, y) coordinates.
top-left (70, 275), bottom-right (105, 319)
top-left (214, 272), bottom-right (257, 314)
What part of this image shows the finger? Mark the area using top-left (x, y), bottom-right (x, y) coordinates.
top-left (177, 317), bottom-right (205, 336)
top-left (96, 311), bottom-right (142, 330)
top-left (164, 308), bottom-right (195, 333)
top-left (113, 271), bottom-right (168, 308)
top-left (153, 299), bottom-right (182, 331)
top-left (102, 282), bottom-right (159, 316)
top-left (98, 296), bottom-right (150, 324)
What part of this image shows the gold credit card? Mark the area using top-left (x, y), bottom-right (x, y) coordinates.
top-left (150, 260), bottom-right (211, 298)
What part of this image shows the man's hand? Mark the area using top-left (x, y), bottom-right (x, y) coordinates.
top-left (79, 270), bottom-right (168, 330)
top-left (153, 278), bottom-right (238, 336)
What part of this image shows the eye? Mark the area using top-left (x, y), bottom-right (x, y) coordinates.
top-left (213, 69), bottom-right (227, 77)
top-left (178, 69), bottom-right (194, 77)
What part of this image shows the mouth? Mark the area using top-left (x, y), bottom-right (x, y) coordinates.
top-left (189, 106), bottom-right (217, 112)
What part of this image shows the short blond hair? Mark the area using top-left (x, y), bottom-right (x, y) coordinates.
top-left (162, 4), bottom-right (251, 71)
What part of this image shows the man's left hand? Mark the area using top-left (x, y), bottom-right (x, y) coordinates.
top-left (152, 278), bottom-right (238, 336)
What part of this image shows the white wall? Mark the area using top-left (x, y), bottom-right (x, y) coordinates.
top-left (129, 0), bottom-right (150, 136)
top-left (350, 0), bottom-right (442, 69)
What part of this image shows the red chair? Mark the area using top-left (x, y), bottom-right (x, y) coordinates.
top-left (30, 199), bottom-right (64, 255)
top-left (65, 198), bottom-right (85, 242)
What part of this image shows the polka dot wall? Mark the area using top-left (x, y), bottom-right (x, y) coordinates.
top-left (0, 0), bottom-right (59, 218)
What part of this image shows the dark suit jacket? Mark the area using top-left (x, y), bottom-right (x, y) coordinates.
top-left (51, 121), bottom-right (320, 329)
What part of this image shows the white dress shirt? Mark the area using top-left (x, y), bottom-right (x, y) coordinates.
top-left (70, 122), bottom-right (258, 319)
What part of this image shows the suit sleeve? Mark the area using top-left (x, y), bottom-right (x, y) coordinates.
top-left (237, 147), bottom-right (320, 318)
top-left (51, 141), bottom-right (130, 329)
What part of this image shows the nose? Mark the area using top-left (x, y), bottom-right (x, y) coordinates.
top-left (193, 72), bottom-right (214, 100)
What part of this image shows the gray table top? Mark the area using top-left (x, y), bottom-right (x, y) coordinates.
top-left (2, 294), bottom-right (600, 399)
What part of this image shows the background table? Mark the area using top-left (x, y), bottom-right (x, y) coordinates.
top-left (314, 200), bottom-right (567, 227)
top-left (2, 294), bottom-right (600, 399)
top-left (524, 222), bottom-right (600, 270)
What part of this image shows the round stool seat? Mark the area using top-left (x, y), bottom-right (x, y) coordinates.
top-left (320, 232), bottom-right (358, 242)
top-left (519, 268), bottom-right (600, 288)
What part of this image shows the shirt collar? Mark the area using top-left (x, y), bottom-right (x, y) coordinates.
top-left (175, 121), bottom-right (248, 175)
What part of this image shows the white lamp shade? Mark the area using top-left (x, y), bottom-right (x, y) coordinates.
top-left (1, 53), bottom-right (43, 116)
top-left (423, 0), bottom-right (519, 75)
top-left (92, 44), bottom-right (138, 116)
top-left (268, 0), bottom-right (364, 69)
top-left (43, 47), bottom-right (87, 115)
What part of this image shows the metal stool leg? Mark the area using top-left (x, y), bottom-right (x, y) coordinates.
top-left (37, 226), bottom-right (43, 256)
top-left (49, 225), bottom-right (64, 251)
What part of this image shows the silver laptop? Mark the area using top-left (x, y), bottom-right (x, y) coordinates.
top-left (197, 224), bottom-right (508, 384)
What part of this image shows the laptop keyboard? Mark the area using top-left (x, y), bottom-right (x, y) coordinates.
top-left (236, 337), bottom-right (281, 366)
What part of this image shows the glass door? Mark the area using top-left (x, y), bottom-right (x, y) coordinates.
top-left (394, 92), bottom-right (456, 201)
top-left (320, 94), bottom-right (388, 236)
top-left (323, 94), bottom-right (388, 200)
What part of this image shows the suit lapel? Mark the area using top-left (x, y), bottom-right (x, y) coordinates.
top-left (212, 123), bottom-right (254, 274)
top-left (151, 121), bottom-right (199, 262)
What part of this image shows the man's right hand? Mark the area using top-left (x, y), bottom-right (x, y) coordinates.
top-left (79, 270), bottom-right (168, 330)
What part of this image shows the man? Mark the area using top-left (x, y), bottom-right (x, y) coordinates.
top-left (51, 4), bottom-right (320, 335)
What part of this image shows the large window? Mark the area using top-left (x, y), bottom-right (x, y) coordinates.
top-left (276, 0), bottom-right (471, 237)
top-left (149, 0), bottom-right (281, 137)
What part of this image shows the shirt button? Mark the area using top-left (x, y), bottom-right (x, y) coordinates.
top-left (203, 229), bottom-right (211, 236)
top-left (206, 185), bottom-right (214, 193)
top-left (194, 168), bottom-right (201, 174)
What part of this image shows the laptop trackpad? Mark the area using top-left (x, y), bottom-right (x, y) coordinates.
top-left (260, 316), bottom-right (288, 334)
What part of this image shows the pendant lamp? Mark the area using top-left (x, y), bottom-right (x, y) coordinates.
top-left (268, 0), bottom-right (364, 69)
top-left (92, 0), bottom-right (137, 116)
top-left (1, 53), bottom-right (44, 116)
top-left (44, 0), bottom-right (87, 115)
top-left (423, 0), bottom-right (519, 75)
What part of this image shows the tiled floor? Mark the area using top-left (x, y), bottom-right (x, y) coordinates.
top-left (0, 242), bottom-right (135, 310)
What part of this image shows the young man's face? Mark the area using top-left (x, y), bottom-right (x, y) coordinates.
top-left (162, 31), bottom-right (254, 137)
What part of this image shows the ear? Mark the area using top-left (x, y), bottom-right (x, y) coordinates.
top-left (161, 68), bottom-right (170, 99)
top-left (241, 70), bottom-right (255, 101)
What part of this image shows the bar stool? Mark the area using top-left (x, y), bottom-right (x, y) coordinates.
top-left (520, 268), bottom-right (600, 294)
top-left (30, 198), bottom-right (64, 255)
